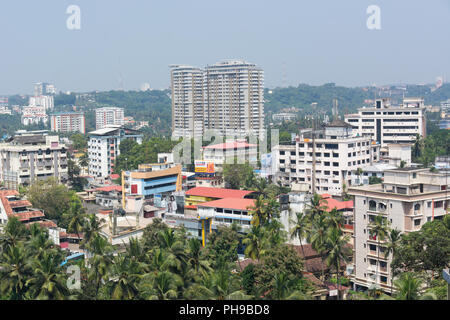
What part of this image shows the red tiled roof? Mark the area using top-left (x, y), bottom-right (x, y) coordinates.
top-left (94, 185), bottom-right (122, 192)
top-left (14, 210), bottom-right (45, 221)
top-left (323, 198), bottom-right (354, 212)
top-left (109, 174), bottom-right (120, 180)
top-left (185, 205), bottom-right (198, 210)
top-left (198, 198), bottom-right (255, 211)
top-left (185, 187), bottom-right (253, 199)
top-left (8, 200), bottom-right (33, 208)
top-left (27, 220), bottom-right (57, 228)
top-left (203, 141), bottom-right (257, 150)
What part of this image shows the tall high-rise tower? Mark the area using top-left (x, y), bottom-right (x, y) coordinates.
top-left (204, 60), bottom-right (264, 138)
top-left (170, 65), bottom-right (204, 139)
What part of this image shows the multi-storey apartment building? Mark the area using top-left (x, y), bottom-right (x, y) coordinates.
top-left (169, 60), bottom-right (265, 139)
top-left (0, 131), bottom-right (69, 189)
top-left (204, 60), bottom-right (264, 138)
top-left (95, 107), bottom-right (125, 130)
top-left (170, 65), bottom-right (204, 139)
top-left (344, 97), bottom-right (426, 146)
top-left (29, 95), bottom-right (54, 110)
top-left (349, 168), bottom-right (450, 293)
top-left (273, 120), bottom-right (380, 196)
top-left (88, 126), bottom-right (142, 179)
top-left (21, 105), bottom-right (48, 126)
top-left (50, 112), bottom-right (86, 134)
top-left (34, 82), bottom-right (56, 96)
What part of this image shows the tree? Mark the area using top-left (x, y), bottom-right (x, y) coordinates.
top-left (0, 243), bottom-right (32, 299)
top-left (290, 211), bottom-right (310, 258)
top-left (307, 214), bottom-right (328, 280)
top-left (368, 215), bottom-right (390, 290)
top-left (222, 163), bottom-right (255, 190)
top-left (106, 255), bottom-right (142, 300)
top-left (26, 250), bottom-right (69, 300)
top-left (394, 272), bottom-right (422, 300)
top-left (63, 193), bottom-right (87, 243)
top-left (356, 167), bottom-right (363, 185)
top-left (323, 227), bottom-right (351, 300)
top-left (384, 228), bottom-right (402, 293)
top-left (27, 178), bottom-right (79, 227)
top-left (243, 226), bottom-right (268, 260)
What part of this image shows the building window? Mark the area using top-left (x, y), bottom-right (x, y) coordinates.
top-left (414, 219), bottom-right (421, 226)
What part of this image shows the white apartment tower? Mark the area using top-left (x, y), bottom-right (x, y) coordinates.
top-left (349, 168), bottom-right (450, 293)
top-left (204, 60), bottom-right (264, 138)
top-left (50, 112), bottom-right (86, 134)
top-left (170, 65), bottom-right (204, 139)
top-left (95, 107), bottom-right (125, 130)
top-left (345, 97), bottom-right (426, 147)
top-left (273, 120), bottom-right (380, 196)
top-left (170, 60), bottom-right (265, 139)
top-left (88, 126), bottom-right (142, 179)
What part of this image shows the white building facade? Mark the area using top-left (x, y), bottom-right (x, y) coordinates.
top-left (0, 131), bottom-right (69, 189)
top-left (273, 120), bottom-right (380, 196)
top-left (349, 168), bottom-right (450, 293)
top-left (88, 126), bottom-right (142, 179)
top-left (50, 112), bottom-right (86, 134)
top-left (345, 98), bottom-right (426, 147)
top-left (95, 107), bottom-right (125, 130)
top-left (170, 65), bottom-right (204, 139)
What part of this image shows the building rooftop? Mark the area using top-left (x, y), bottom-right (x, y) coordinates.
top-left (185, 187), bottom-right (254, 199)
top-left (197, 198), bottom-right (255, 211)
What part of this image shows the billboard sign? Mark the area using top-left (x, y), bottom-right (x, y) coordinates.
top-left (195, 160), bottom-right (214, 174)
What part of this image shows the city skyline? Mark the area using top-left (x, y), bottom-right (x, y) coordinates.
top-left (0, 0), bottom-right (449, 95)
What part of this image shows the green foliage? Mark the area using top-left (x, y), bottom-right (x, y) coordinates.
top-left (369, 176), bottom-right (383, 185)
top-left (222, 163), bottom-right (256, 190)
top-left (27, 178), bottom-right (84, 228)
top-left (114, 137), bottom-right (179, 174)
top-left (412, 130), bottom-right (450, 166)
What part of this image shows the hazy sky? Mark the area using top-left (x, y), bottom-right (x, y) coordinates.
top-left (0, 0), bottom-right (449, 95)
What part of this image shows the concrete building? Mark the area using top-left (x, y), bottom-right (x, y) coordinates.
top-left (0, 106), bottom-right (12, 115)
top-left (34, 82), bottom-right (56, 96)
top-left (349, 167), bottom-right (450, 293)
top-left (170, 65), bottom-right (204, 139)
top-left (29, 95), bottom-right (54, 110)
top-left (273, 112), bottom-right (297, 123)
top-left (345, 97), bottom-right (426, 146)
top-left (122, 163), bottom-right (182, 206)
top-left (50, 112), bottom-right (86, 134)
top-left (95, 107), bottom-right (125, 130)
top-left (21, 105), bottom-right (48, 126)
top-left (204, 60), bottom-right (264, 138)
top-left (0, 131), bottom-right (68, 189)
top-left (0, 189), bottom-right (57, 228)
top-left (273, 120), bottom-right (380, 196)
top-left (87, 126), bottom-right (142, 179)
top-left (202, 139), bottom-right (258, 171)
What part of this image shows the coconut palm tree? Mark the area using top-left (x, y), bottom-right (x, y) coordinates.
top-left (81, 214), bottom-right (105, 248)
top-left (64, 198), bottom-right (87, 244)
top-left (290, 211), bottom-right (310, 257)
top-left (356, 167), bottom-right (364, 185)
top-left (325, 208), bottom-right (345, 231)
top-left (186, 238), bottom-right (211, 273)
top-left (307, 214), bottom-right (328, 281)
top-left (26, 224), bottom-right (54, 260)
top-left (306, 193), bottom-right (327, 219)
top-left (384, 228), bottom-right (402, 294)
top-left (368, 215), bottom-right (390, 290)
top-left (0, 243), bottom-right (32, 299)
top-left (0, 217), bottom-right (28, 252)
top-left (394, 272), bottom-right (422, 300)
top-left (323, 227), bottom-right (351, 300)
top-left (248, 195), bottom-right (268, 227)
top-left (85, 234), bottom-right (114, 296)
top-left (106, 254), bottom-right (142, 300)
top-left (140, 271), bottom-right (180, 300)
top-left (243, 225), bottom-right (268, 260)
top-left (26, 250), bottom-right (69, 300)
